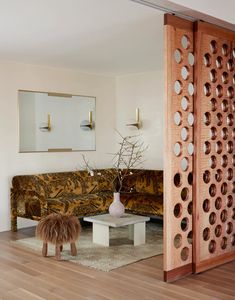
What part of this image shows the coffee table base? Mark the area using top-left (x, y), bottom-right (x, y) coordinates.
top-left (93, 223), bottom-right (110, 247)
top-left (93, 222), bottom-right (146, 247)
top-left (128, 223), bottom-right (146, 246)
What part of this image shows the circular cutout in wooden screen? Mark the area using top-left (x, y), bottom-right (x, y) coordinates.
top-left (174, 173), bottom-right (182, 187)
top-left (187, 201), bottom-right (193, 215)
top-left (216, 56), bottom-right (223, 69)
top-left (204, 53), bottom-right (211, 67)
top-left (203, 170), bottom-right (211, 184)
top-left (181, 247), bottom-right (189, 261)
top-left (204, 141), bottom-right (211, 155)
top-left (215, 197), bottom-right (222, 210)
top-left (222, 72), bottom-right (229, 84)
top-left (226, 222), bottom-right (233, 234)
top-left (181, 187), bottom-right (189, 201)
top-left (222, 44), bottom-right (229, 56)
top-left (174, 80), bottom-right (182, 94)
top-left (209, 240), bottom-right (216, 254)
top-left (232, 235), bottom-right (235, 246)
top-left (227, 168), bottom-right (233, 180)
top-left (174, 111), bottom-right (182, 126)
top-left (210, 98), bottom-right (217, 111)
top-left (188, 83), bottom-right (194, 95)
top-left (188, 113), bottom-right (194, 126)
top-left (221, 237), bottom-right (227, 250)
top-left (181, 35), bottom-right (190, 49)
top-left (187, 143), bottom-right (194, 156)
top-left (226, 195), bottom-right (233, 208)
top-left (204, 83), bottom-right (211, 96)
top-left (210, 69), bottom-right (217, 83)
top-left (215, 141), bottom-right (222, 154)
top-left (181, 96), bottom-right (189, 111)
top-left (227, 59), bottom-right (234, 71)
top-left (181, 157), bottom-right (189, 171)
top-left (227, 114), bottom-right (233, 126)
top-left (215, 224), bottom-right (222, 238)
top-left (188, 173), bottom-right (193, 185)
top-left (174, 203), bottom-right (183, 218)
top-left (203, 227), bottom-right (210, 241)
top-left (210, 40), bottom-right (217, 54)
top-left (174, 234), bottom-right (182, 249)
top-left (215, 169), bottom-right (223, 182)
top-left (173, 142), bottom-right (182, 157)
top-left (174, 49), bottom-right (182, 64)
top-left (188, 53), bottom-right (194, 66)
top-left (181, 127), bottom-right (189, 141)
top-left (187, 231), bottom-right (193, 244)
top-left (203, 199), bottom-right (210, 212)
top-left (226, 142), bottom-right (233, 154)
top-left (181, 66), bottom-right (189, 80)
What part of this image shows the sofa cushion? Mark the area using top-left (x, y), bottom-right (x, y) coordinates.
top-left (13, 170), bottom-right (114, 199)
top-left (46, 191), bottom-right (113, 216)
top-left (122, 170), bottom-right (163, 196)
top-left (121, 192), bottom-right (163, 217)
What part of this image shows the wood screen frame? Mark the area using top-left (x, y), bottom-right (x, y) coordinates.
top-left (164, 14), bottom-right (194, 282)
top-left (193, 20), bottom-right (235, 273)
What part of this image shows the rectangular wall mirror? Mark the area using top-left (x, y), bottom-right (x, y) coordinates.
top-left (18, 90), bottom-right (96, 152)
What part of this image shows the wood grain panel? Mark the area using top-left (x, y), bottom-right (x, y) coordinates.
top-left (164, 14), bottom-right (194, 281)
top-left (193, 20), bottom-right (235, 273)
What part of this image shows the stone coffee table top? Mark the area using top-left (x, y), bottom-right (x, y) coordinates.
top-left (84, 213), bottom-right (150, 227)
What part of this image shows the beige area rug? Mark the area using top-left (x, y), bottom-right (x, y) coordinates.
top-left (12, 222), bottom-right (163, 272)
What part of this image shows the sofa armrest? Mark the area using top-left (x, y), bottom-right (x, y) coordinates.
top-left (11, 188), bottom-right (48, 217)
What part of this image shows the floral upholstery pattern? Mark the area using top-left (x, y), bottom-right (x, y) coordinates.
top-left (11, 169), bottom-right (163, 231)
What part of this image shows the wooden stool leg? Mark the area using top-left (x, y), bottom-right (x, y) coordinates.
top-left (70, 242), bottom-right (77, 256)
top-left (42, 242), bottom-right (48, 257)
top-left (55, 244), bottom-right (61, 260)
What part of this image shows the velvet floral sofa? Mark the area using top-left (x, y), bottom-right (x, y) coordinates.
top-left (10, 169), bottom-right (163, 231)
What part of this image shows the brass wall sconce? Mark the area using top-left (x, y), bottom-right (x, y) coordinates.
top-left (126, 108), bottom-right (141, 129)
top-left (39, 114), bottom-right (51, 132)
top-left (80, 111), bottom-right (94, 130)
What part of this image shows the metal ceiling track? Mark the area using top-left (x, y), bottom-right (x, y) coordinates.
top-left (130, 0), bottom-right (195, 21)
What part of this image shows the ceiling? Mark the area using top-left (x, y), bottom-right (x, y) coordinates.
top-left (0, 0), bottom-right (164, 76)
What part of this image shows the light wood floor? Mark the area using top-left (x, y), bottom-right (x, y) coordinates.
top-left (0, 227), bottom-right (234, 300)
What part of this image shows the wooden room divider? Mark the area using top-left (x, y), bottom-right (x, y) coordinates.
top-left (164, 14), bottom-right (194, 282)
top-left (164, 14), bottom-right (235, 282)
top-left (193, 21), bottom-right (235, 273)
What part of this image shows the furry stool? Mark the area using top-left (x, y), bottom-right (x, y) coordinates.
top-left (36, 213), bottom-right (81, 260)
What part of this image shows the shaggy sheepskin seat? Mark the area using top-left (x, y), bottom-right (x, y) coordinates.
top-left (36, 213), bottom-right (81, 260)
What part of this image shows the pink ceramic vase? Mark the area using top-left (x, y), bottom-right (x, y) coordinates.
top-left (109, 192), bottom-right (125, 218)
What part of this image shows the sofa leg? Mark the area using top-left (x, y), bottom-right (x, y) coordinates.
top-left (42, 242), bottom-right (48, 257)
top-left (10, 191), bottom-right (18, 232)
top-left (11, 215), bottom-right (17, 232)
top-left (70, 242), bottom-right (77, 256)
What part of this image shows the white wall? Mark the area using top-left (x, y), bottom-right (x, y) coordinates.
top-left (0, 61), bottom-right (116, 232)
top-left (115, 71), bottom-right (164, 169)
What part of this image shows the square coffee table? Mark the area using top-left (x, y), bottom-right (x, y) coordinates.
top-left (84, 213), bottom-right (150, 247)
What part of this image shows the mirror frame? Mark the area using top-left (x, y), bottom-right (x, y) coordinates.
top-left (18, 89), bottom-right (96, 153)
